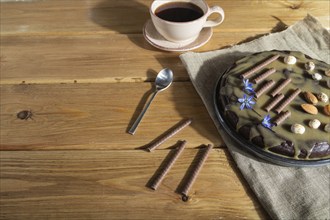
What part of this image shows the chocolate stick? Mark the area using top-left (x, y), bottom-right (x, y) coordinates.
top-left (253, 68), bottom-right (276, 84)
top-left (274, 88), bottom-right (301, 114)
top-left (146, 118), bottom-right (192, 152)
top-left (255, 80), bottom-right (275, 98)
top-left (273, 111), bottom-right (291, 126)
top-left (149, 140), bottom-right (186, 190)
top-left (270, 78), bottom-right (292, 97)
top-left (241, 54), bottom-right (280, 79)
top-left (264, 93), bottom-right (285, 112)
top-left (180, 144), bottom-right (213, 198)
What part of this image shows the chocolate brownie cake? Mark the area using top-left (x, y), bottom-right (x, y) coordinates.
top-left (216, 51), bottom-right (330, 162)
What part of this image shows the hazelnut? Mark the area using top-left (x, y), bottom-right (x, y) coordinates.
top-left (324, 124), bottom-right (330, 133)
top-left (291, 123), bottom-right (305, 134)
top-left (305, 61), bottom-right (315, 71)
top-left (312, 73), bottom-right (322, 81)
top-left (317, 92), bottom-right (329, 103)
top-left (284, 55), bottom-right (297, 65)
top-left (308, 119), bottom-right (321, 129)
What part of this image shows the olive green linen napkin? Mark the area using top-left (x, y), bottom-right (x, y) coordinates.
top-left (180, 15), bottom-right (330, 220)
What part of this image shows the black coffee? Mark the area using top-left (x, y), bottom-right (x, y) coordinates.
top-left (155, 2), bottom-right (204, 22)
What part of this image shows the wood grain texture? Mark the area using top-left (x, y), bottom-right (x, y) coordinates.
top-left (0, 82), bottom-right (222, 150)
top-left (0, 149), bottom-right (269, 220)
top-left (1, 0), bottom-right (329, 219)
top-left (0, 34), bottom-right (187, 84)
top-left (1, 0), bottom-right (328, 84)
top-left (0, 32), bottom-right (280, 84)
top-left (1, 0), bottom-right (328, 35)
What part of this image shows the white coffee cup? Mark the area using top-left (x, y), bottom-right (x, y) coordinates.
top-left (150, 0), bottom-right (225, 44)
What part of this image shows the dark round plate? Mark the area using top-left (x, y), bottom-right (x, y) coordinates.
top-left (213, 71), bottom-right (330, 167)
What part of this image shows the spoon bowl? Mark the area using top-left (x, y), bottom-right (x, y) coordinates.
top-left (155, 68), bottom-right (173, 91)
top-left (129, 68), bottom-right (174, 135)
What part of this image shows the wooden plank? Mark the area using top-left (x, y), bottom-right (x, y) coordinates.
top-left (0, 32), bottom-right (245, 84)
top-left (0, 0), bottom-right (328, 35)
top-left (0, 33), bottom-right (188, 84)
top-left (0, 149), bottom-right (269, 219)
top-left (1, 0), bottom-right (328, 84)
top-left (0, 30), bottom-right (298, 84)
top-left (0, 82), bottom-right (223, 150)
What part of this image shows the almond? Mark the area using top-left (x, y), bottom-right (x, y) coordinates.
top-left (324, 104), bottom-right (330, 116)
top-left (325, 69), bottom-right (330, 77)
top-left (301, 104), bottom-right (318, 115)
top-left (304, 92), bottom-right (318, 105)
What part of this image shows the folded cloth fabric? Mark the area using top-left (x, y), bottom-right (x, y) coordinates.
top-left (180, 15), bottom-right (330, 220)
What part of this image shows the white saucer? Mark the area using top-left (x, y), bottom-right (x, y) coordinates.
top-left (143, 20), bottom-right (212, 52)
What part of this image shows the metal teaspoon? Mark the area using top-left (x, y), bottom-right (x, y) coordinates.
top-left (128, 68), bottom-right (173, 135)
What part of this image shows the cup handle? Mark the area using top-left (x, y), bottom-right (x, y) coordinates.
top-left (203, 6), bottom-right (225, 28)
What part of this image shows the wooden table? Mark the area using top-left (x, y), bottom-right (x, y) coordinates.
top-left (0, 0), bottom-right (329, 219)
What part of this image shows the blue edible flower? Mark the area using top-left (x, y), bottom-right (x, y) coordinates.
top-left (262, 114), bottom-right (273, 129)
top-left (243, 79), bottom-right (255, 94)
top-left (238, 94), bottom-right (255, 110)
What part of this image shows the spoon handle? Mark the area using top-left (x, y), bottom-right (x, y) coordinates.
top-left (128, 91), bottom-right (158, 135)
